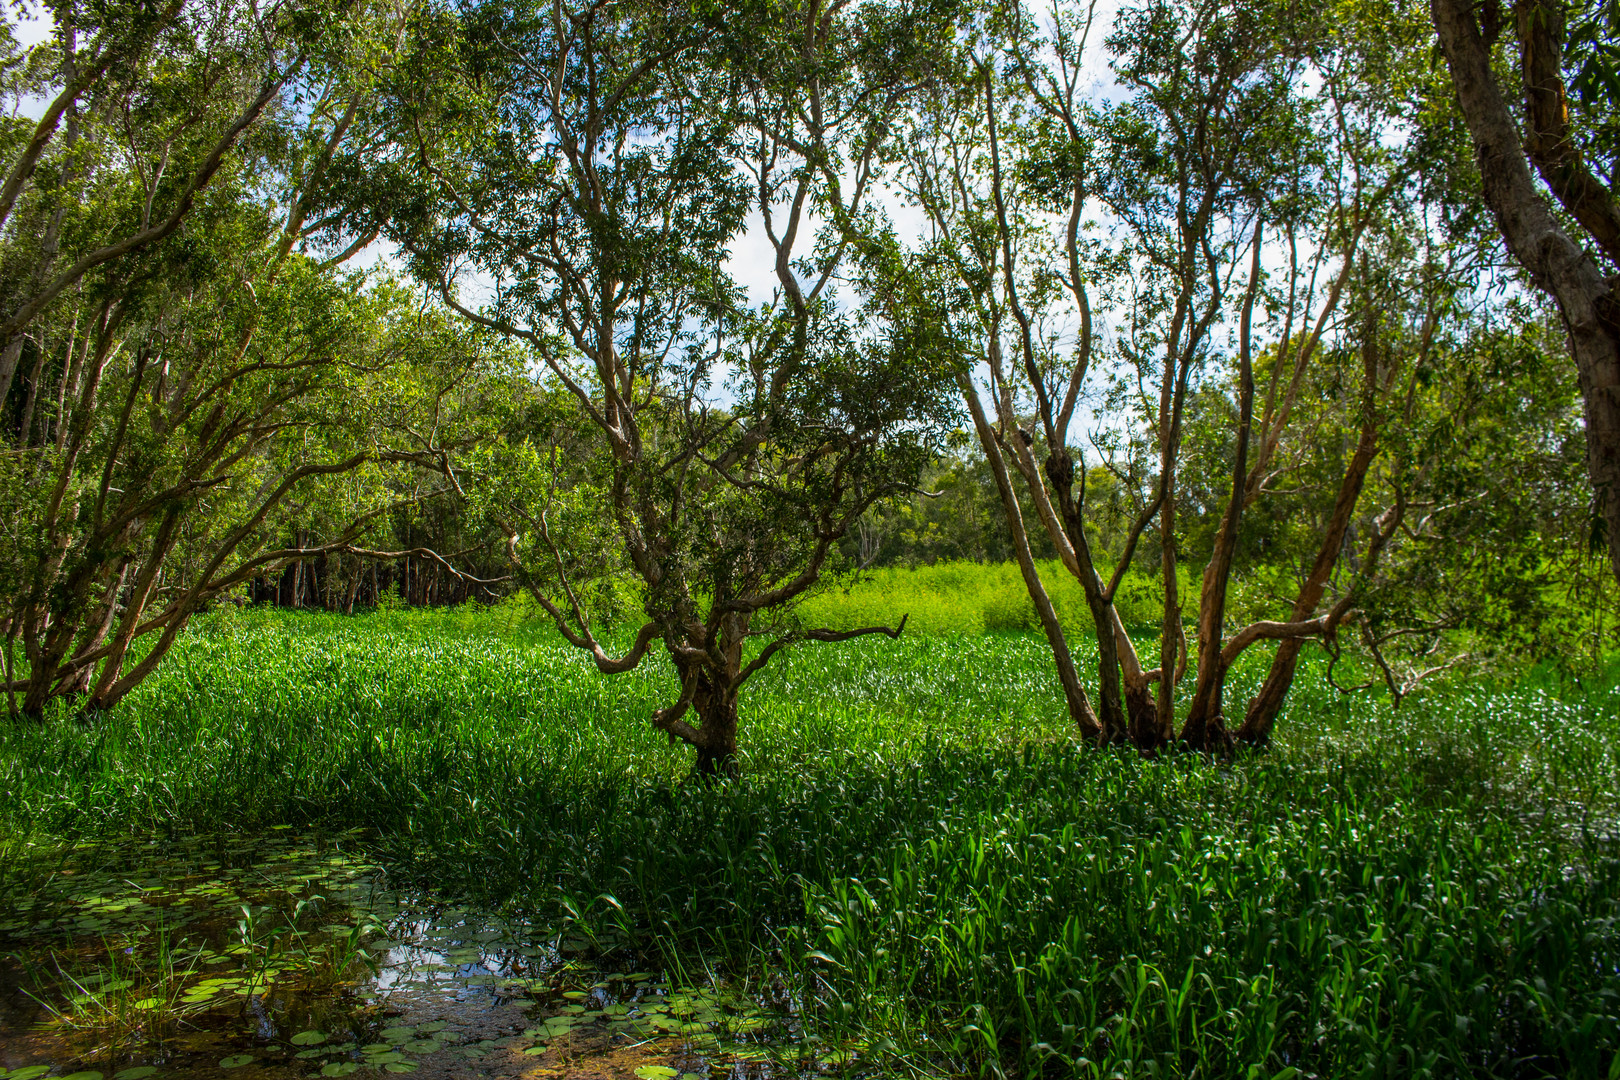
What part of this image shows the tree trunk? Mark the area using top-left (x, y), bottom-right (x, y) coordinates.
top-left (0, 336), bottom-right (22, 420)
top-left (60, 559), bottom-right (131, 698)
top-left (1156, 460), bottom-right (1180, 745)
top-left (16, 335), bottom-right (45, 448)
top-left (1432, 0), bottom-right (1620, 584)
top-left (1236, 422), bottom-right (1380, 745)
top-left (1180, 222), bottom-right (1263, 752)
top-left (962, 378), bottom-right (1104, 740)
top-left (1041, 451), bottom-right (1130, 743)
top-left (691, 676), bottom-right (741, 778)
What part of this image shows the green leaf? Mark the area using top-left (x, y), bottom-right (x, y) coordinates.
top-left (114, 1070), bottom-right (158, 1080)
top-left (60, 1073), bottom-right (105, 1080)
top-left (634, 1068), bottom-right (679, 1080)
top-left (320, 1065), bottom-right (358, 1078)
top-left (219, 1055), bottom-right (256, 1069)
top-left (8, 1068), bottom-right (50, 1080)
top-left (291, 1031), bottom-right (327, 1046)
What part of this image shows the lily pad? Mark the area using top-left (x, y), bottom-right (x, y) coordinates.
top-left (114, 1070), bottom-right (158, 1080)
top-left (60, 1073), bottom-right (105, 1080)
top-left (7, 1067), bottom-right (50, 1080)
top-left (382, 1065), bottom-right (419, 1074)
top-left (219, 1055), bottom-right (256, 1069)
top-left (320, 1066), bottom-right (358, 1078)
top-left (291, 1031), bottom-right (327, 1046)
top-left (634, 1068), bottom-right (679, 1080)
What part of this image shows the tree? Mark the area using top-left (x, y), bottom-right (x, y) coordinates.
top-left (902, 0), bottom-right (1491, 750)
top-left (0, 0), bottom-right (500, 717)
top-left (381, 0), bottom-right (961, 774)
top-left (1430, 0), bottom-right (1620, 585)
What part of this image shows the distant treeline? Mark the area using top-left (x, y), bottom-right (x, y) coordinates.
top-left (250, 421), bottom-right (1616, 683)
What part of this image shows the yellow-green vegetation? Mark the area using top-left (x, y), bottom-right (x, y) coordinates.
top-left (799, 561), bottom-right (1185, 634)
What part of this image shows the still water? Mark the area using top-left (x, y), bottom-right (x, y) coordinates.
top-left (0, 832), bottom-right (806, 1080)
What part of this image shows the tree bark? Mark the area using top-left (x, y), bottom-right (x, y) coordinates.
top-left (1048, 456), bottom-right (1130, 743)
top-left (962, 377), bottom-right (1104, 741)
top-left (691, 674), bottom-right (741, 778)
top-left (1180, 221), bottom-right (1264, 751)
top-left (1433, 0), bottom-right (1620, 584)
top-left (1235, 423), bottom-right (1380, 745)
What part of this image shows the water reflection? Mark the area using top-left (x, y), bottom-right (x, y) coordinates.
top-left (0, 834), bottom-right (815, 1079)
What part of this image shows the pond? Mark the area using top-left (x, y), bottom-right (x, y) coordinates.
top-left (0, 832), bottom-right (813, 1080)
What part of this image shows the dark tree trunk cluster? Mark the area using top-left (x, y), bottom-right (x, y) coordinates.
top-left (246, 549), bottom-right (505, 612)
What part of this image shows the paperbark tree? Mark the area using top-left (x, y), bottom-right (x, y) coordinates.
top-left (904, 0), bottom-right (1472, 750)
top-left (0, 0), bottom-right (498, 718)
top-left (383, 0), bottom-right (960, 775)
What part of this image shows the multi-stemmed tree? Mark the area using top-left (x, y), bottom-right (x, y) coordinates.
top-left (901, 0), bottom-right (1495, 749)
top-left (379, 0), bottom-right (961, 773)
top-left (0, 0), bottom-right (501, 717)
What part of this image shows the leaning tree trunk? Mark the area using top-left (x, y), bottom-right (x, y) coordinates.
top-left (1037, 450), bottom-right (1131, 743)
top-left (1236, 422), bottom-right (1380, 745)
top-left (1432, 0), bottom-right (1620, 585)
top-left (962, 379), bottom-right (1104, 741)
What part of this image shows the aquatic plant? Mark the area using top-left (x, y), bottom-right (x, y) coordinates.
top-left (2, 609), bottom-right (1618, 1076)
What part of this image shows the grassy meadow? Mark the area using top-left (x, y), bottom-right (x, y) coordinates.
top-left (4, 565), bottom-right (1620, 1078)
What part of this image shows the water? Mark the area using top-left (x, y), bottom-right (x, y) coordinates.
top-left (0, 833), bottom-right (805, 1079)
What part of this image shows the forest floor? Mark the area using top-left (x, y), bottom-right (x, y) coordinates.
top-left (3, 601), bottom-right (1620, 1078)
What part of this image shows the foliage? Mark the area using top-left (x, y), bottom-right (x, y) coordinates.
top-left (0, 0), bottom-right (518, 716)
top-left (3, 609), bottom-right (1619, 1077)
top-left (366, 0), bottom-right (965, 770)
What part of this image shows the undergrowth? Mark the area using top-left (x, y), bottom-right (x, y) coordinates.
top-left (2, 604), bottom-right (1620, 1077)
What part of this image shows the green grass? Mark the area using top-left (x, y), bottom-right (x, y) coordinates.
top-left (3, 593), bottom-right (1620, 1078)
top-left (798, 560), bottom-right (1180, 634)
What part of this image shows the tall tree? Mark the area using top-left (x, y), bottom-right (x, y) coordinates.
top-left (383, 0), bottom-right (960, 774)
top-left (1430, 0), bottom-right (1620, 584)
top-left (904, 0), bottom-right (1482, 749)
top-left (0, 0), bottom-right (496, 717)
